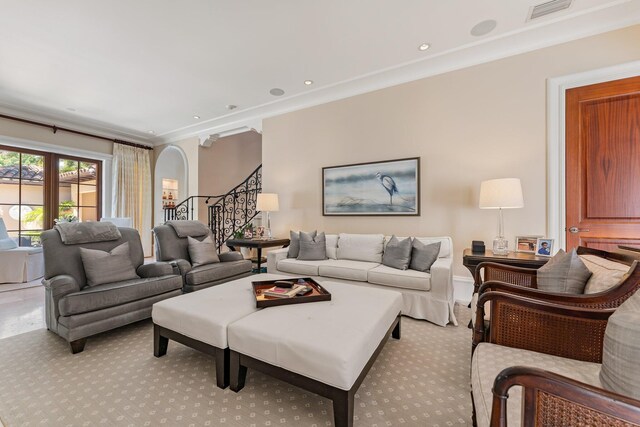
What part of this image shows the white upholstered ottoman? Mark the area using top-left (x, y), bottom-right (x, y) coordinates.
top-left (151, 273), bottom-right (287, 388)
top-left (228, 282), bottom-right (403, 427)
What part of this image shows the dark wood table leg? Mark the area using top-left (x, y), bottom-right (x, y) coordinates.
top-left (392, 317), bottom-right (401, 339)
top-left (256, 247), bottom-right (263, 272)
top-left (333, 389), bottom-right (354, 427)
top-left (154, 325), bottom-right (168, 357)
top-left (215, 347), bottom-right (230, 389)
top-left (230, 350), bottom-right (247, 392)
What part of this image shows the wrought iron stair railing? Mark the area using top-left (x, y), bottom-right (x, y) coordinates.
top-left (163, 164), bottom-right (262, 249)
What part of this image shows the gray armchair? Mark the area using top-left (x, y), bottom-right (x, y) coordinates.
top-left (154, 224), bottom-right (252, 292)
top-left (41, 227), bottom-right (183, 354)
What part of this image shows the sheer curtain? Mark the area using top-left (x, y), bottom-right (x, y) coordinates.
top-left (111, 143), bottom-right (152, 256)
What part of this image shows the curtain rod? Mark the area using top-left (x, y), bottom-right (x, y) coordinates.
top-left (0, 113), bottom-right (154, 151)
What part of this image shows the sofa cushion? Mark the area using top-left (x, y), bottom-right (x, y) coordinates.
top-left (318, 259), bottom-right (379, 282)
top-left (382, 235), bottom-right (412, 270)
top-left (325, 234), bottom-right (338, 259)
top-left (298, 231), bottom-right (327, 261)
top-left (185, 259), bottom-right (252, 286)
top-left (580, 255), bottom-right (630, 294)
top-left (368, 265), bottom-right (431, 291)
top-left (187, 235), bottom-right (220, 267)
top-left (537, 249), bottom-right (592, 294)
top-left (337, 233), bottom-right (384, 263)
top-left (277, 258), bottom-right (326, 276)
top-left (409, 240), bottom-right (440, 272)
top-left (79, 242), bottom-right (140, 286)
top-left (600, 289), bottom-right (640, 399)
top-left (413, 237), bottom-right (451, 258)
top-left (472, 342), bottom-right (602, 427)
top-left (59, 275), bottom-right (182, 316)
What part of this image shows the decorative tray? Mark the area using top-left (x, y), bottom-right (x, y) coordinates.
top-left (251, 277), bottom-right (331, 308)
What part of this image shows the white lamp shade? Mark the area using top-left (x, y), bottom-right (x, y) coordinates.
top-left (479, 178), bottom-right (524, 209)
top-left (257, 193), bottom-right (279, 212)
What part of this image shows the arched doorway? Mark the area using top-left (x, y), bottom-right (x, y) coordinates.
top-left (154, 145), bottom-right (188, 226)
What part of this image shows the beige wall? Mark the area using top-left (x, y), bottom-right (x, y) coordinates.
top-left (262, 24), bottom-right (640, 277)
top-left (197, 131), bottom-right (262, 222)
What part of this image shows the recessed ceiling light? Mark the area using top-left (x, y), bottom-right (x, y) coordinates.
top-left (193, 115), bottom-right (200, 119)
top-left (226, 104), bottom-right (237, 110)
top-left (269, 88), bottom-right (285, 96)
top-left (418, 43), bottom-right (430, 51)
top-left (148, 130), bottom-right (155, 134)
top-left (304, 80), bottom-right (313, 85)
top-left (470, 19), bottom-right (497, 37)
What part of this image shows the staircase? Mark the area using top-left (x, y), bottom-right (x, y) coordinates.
top-left (163, 164), bottom-right (262, 249)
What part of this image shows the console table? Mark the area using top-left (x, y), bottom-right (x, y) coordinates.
top-left (462, 248), bottom-right (549, 294)
top-left (227, 238), bottom-right (290, 272)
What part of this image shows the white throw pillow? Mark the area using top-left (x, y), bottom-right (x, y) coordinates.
top-left (337, 233), bottom-right (385, 263)
top-left (325, 234), bottom-right (338, 260)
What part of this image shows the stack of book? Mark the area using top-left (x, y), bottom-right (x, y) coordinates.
top-left (263, 283), bottom-right (310, 298)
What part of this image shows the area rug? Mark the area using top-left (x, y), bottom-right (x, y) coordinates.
top-left (0, 305), bottom-right (472, 426)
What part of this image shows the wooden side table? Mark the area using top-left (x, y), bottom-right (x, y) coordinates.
top-left (227, 238), bottom-right (290, 273)
top-left (462, 248), bottom-right (549, 294)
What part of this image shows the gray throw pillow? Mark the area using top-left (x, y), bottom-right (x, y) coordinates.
top-left (79, 242), bottom-right (140, 286)
top-left (288, 230), bottom-right (316, 258)
top-left (187, 235), bottom-right (220, 267)
top-left (600, 289), bottom-right (640, 399)
top-left (537, 249), bottom-right (592, 294)
top-left (382, 235), bottom-right (412, 270)
top-left (297, 231), bottom-right (327, 261)
top-left (409, 240), bottom-right (441, 272)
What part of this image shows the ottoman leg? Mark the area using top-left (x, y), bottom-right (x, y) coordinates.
top-left (230, 350), bottom-right (247, 392)
top-left (154, 325), bottom-right (168, 357)
top-left (215, 347), bottom-right (230, 389)
top-left (392, 317), bottom-right (401, 340)
top-left (333, 389), bottom-right (354, 427)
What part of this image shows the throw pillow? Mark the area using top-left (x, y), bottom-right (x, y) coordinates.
top-left (79, 242), bottom-right (140, 286)
top-left (187, 235), bottom-right (220, 267)
top-left (382, 235), bottom-right (412, 270)
top-left (297, 231), bottom-right (327, 261)
top-left (537, 249), bottom-right (592, 294)
top-left (600, 289), bottom-right (640, 399)
top-left (288, 230), bottom-right (317, 258)
top-left (409, 240), bottom-right (441, 272)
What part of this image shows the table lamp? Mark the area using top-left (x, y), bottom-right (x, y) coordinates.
top-left (479, 178), bottom-right (524, 255)
top-left (256, 193), bottom-right (279, 239)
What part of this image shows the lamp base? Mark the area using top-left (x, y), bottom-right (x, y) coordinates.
top-left (492, 236), bottom-right (509, 255)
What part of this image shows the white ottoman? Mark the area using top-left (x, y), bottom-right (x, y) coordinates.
top-left (228, 282), bottom-right (403, 427)
top-left (151, 273), bottom-right (287, 388)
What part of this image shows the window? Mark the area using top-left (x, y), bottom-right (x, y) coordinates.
top-left (0, 145), bottom-right (102, 246)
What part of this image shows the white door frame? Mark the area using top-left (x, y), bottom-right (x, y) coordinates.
top-left (546, 60), bottom-right (640, 250)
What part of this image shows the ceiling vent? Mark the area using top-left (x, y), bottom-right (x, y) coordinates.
top-left (528, 0), bottom-right (572, 20)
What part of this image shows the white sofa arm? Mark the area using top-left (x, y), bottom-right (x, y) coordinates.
top-left (430, 257), bottom-right (454, 302)
top-left (267, 248), bottom-right (289, 273)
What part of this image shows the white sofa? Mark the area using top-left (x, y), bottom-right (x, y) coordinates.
top-left (267, 233), bottom-right (456, 327)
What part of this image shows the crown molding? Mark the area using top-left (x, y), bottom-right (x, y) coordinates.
top-left (158, 0), bottom-right (640, 144)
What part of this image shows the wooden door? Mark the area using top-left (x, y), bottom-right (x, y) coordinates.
top-left (566, 76), bottom-right (640, 251)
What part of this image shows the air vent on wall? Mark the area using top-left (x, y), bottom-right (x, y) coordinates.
top-left (528, 0), bottom-right (572, 20)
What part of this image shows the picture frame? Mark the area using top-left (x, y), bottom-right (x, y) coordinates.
top-left (322, 157), bottom-right (420, 216)
top-left (243, 228), bottom-right (253, 239)
top-left (515, 235), bottom-right (541, 253)
top-left (256, 226), bottom-right (265, 239)
top-left (535, 238), bottom-right (554, 257)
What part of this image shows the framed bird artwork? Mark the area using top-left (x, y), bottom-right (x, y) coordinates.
top-left (322, 157), bottom-right (420, 216)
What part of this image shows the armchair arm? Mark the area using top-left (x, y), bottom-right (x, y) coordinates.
top-left (429, 257), bottom-right (453, 302)
top-left (42, 275), bottom-right (81, 330)
top-left (137, 262), bottom-right (174, 278)
top-left (170, 259), bottom-right (192, 276)
top-left (491, 366), bottom-right (640, 427)
top-left (473, 291), bottom-right (614, 363)
top-left (267, 248), bottom-right (289, 273)
top-left (219, 251), bottom-right (244, 262)
top-left (474, 262), bottom-right (538, 293)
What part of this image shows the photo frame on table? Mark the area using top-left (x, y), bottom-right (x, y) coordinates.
top-left (535, 238), bottom-right (554, 257)
top-left (256, 226), bottom-right (265, 239)
top-left (515, 236), bottom-right (541, 253)
top-left (322, 157), bottom-right (420, 216)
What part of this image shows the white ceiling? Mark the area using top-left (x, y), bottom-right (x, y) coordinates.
top-left (0, 0), bottom-right (639, 145)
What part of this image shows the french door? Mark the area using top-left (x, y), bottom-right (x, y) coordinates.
top-left (0, 145), bottom-right (102, 246)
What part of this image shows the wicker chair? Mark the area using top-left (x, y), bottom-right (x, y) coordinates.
top-left (471, 291), bottom-right (640, 426)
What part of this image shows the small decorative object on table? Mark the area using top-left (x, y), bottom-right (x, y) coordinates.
top-left (515, 235), bottom-right (541, 253)
top-left (252, 277), bottom-right (331, 308)
top-left (255, 226), bottom-right (265, 239)
top-left (471, 240), bottom-right (485, 254)
top-left (535, 238), bottom-right (554, 256)
top-left (243, 227), bottom-right (253, 239)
